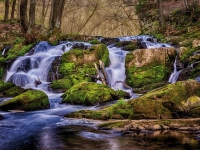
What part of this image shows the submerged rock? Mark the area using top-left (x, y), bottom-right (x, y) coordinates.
top-left (66, 80), bottom-right (200, 120)
top-left (0, 114), bottom-right (4, 120)
top-left (62, 82), bottom-right (130, 106)
top-left (0, 90), bottom-right (49, 111)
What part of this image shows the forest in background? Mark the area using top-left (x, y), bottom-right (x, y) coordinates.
top-left (0, 0), bottom-right (199, 39)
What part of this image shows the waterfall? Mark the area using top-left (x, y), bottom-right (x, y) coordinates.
top-left (5, 41), bottom-right (91, 97)
top-left (106, 45), bottom-right (133, 96)
top-left (168, 56), bottom-right (182, 83)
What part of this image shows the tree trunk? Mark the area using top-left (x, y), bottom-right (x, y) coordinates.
top-left (4, 0), bottom-right (9, 21)
top-left (27, 0), bottom-right (36, 34)
top-left (157, 0), bottom-right (164, 29)
top-left (41, 0), bottom-right (45, 24)
top-left (183, 0), bottom-right (189, 10)
top-left (50, 0), bottom-right (65, 29)
top-left (17, 0), bottom-right (21, 20)
top-left (11, 0), bottom-right (17, 21)
top-left (20, 0), bottom-right (28, 33)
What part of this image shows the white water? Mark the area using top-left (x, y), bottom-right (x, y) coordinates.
top-left (168, 56), bottom-right (182, 83)
top-left (5, 41), bottom-right (91, 98)
top-left (106, 46), bottom-right (133, 96)
top-left (119, 35), bottom-right (171, 48)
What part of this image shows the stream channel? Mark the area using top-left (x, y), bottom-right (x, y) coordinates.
top-left (0, 35), bottom-right (200, 150)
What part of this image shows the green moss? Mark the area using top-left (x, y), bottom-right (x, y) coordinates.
top-left (14, 37), bottom-right (25, 44)
top-left (0, 65), bottom-right (4, 79)
top-left (190, 63), bottom-right (200, 78)
top-left (2, 86), bottom-right (27, 97)
top-left (126, 64), bottom-right (169, 88)
top-left (98, 121), bottom-right (128, 129)
top-left (66, 80), bottom-right (200, 120)
top-left (91, 44), bottom-right (109, 67)
top-left (59, 62), bottom-right (76, 76)
top-left (62, 82), bottom-right (128, 106)
top-left (56, 44), bottom-right (109, 92)
top-left (89, 39), bottom-right (100, 44)
top-left (6, 43), bottom-right (33, 60)
top-left (50, 78), bottom-right (72, 91)
top-left (0, 81), bottom-right (15, 92)
top-left (0, 90), bottom-right (49, 111)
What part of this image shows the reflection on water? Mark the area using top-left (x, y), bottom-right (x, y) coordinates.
top-left (12, 123), bottom-right (200, 150)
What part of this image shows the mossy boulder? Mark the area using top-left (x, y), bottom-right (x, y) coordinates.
top-left (0, 90), bottom-right (49, 111)
top-left (1, 86), bottom-right (28, 97)
top-left (0, 80), bottom-right (28, 97)
top-left (66, 80), bottom-right (200, 120)
top-left (51, 44), bottom-right (109, 91)
top-left (0, 81), bottom-right (15, 93)
top-left (125, 47), bottom-right (175, 91)
top-left (62, 82), bottom-right (130, 106)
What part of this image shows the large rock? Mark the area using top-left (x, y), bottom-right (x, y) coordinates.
top-left (62, 82), bottom-right (130, 106)
top-left (50, 44), bottom-right (109, 91)
top-left (66, 80), bottom-right (200, 120)
top-left (0, 90), bottom-right (49, 111)
top-left (193, 39), bottom-right (200, 48)
top-left (126, 47), bottom-right (175, 68)
top-left (125, 47), bottom-right (176, 90)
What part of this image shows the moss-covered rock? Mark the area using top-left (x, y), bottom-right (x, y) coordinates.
top-left (2, 86), bottom-right (28, 97)
top-left (125, 47), bottom-right (175, 91)
top-left (51, 44), bottom-right (109, 91)
top-left (5, 43), bottom-right (33, 61)
top-left (0, 81), bottom-right (15, 93)
top-left (62, 82), bottom-right (129, 106)
top-left (66, 80), bottom-right (200, 120)
top-left (0, 90), bottom-right (49, 111)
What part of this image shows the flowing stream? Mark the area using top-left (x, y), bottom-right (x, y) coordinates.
top-left (168, 56), bottom-right (182, 83)
top-left (0, 36), bottom-right (199, 149)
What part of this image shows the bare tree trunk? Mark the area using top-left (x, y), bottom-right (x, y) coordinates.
top-left (27, 0), bottom-right (36, 34)
top-left (50, 0), bottom-right (65, 29)
top-left (11, 0), bottom-right (17, 21)
top-left (157, 0), bottom-right (165, 28)
top-left (4, 0), bottom-right (10, 21)
top-left (17, 0), bottom-right (21, 20)
top-left (41, 0), bottom-right (45, 24)
top-left (20, 0), bottom-right (28, 33)
top-left (183, 0), bottom-right (189, 9)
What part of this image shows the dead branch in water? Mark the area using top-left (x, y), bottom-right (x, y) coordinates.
top-left (114, 81), bottom-right (133, 90)
top-left (94, 62), bottom-right (106, 85)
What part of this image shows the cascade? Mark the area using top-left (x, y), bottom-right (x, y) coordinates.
top-left (106, 45), bottom-right (133, 96)
top-left (5, 41), bottom-right (91, 98)
top-left (168, 56), bottom-right (182, 83)
top-left (5, 35), bottom-right (172, 99)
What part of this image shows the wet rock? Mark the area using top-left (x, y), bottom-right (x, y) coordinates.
top-left (62, 82), bottom-right (129, 106)
top-left (193, 39), bottom-right (200, 48)
top-left (125, 47), bottom-right (175, 89)
top-left (101, 38), bottom-right (120, 45)
top-left (178, 67), bottom-right (192, 81)
top-left (0, 90), bottom-right (49, 111)
top-left (145, 124), bottom-right (161, 131)
top-left (1, 45), bottom-right (12, 56)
